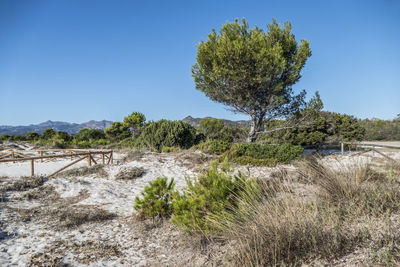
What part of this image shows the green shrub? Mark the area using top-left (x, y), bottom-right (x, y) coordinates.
top-left (76, 140), bottom-right (91, 149)
top-left (42, 128), bottom-right (56, 140)
top-left (233, 156), bottom-right (278, 167)
top-left (104, 122), bottom-right (131, 140)
top-left (226, 143), bottom-right (303, 165)
top-left (96, 138), bottom-right (110, 146)
top-left (171, 160), bottom-right (257, 234)
top-left (161, 146), bottom-right (180, 153)
top-left (76, 128), bottom-right (106, 141)
top-left (199, 140), bottom-right (232, 155)
top-left (134, 177), bottom-right (175, 220)
top-left (135, 120), bottom-right (197, 151)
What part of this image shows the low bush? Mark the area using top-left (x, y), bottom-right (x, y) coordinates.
top-left (135, 120), bottom-right (198, 151)
top-left (161, 146), bottom-right (180, 153)
top-left (224, 143), bottom-right (303, 166)
top-left (134, 177), bottom-right (175, 220)
top-left (171, 159), bottom-right (258, 234)
top-left (233, 156), bottom-right (277, 167)
top-left (198, 140), bottom-right (232, 155)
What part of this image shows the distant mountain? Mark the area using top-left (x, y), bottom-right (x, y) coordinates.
top-left (182, 116), bottom-right (249, 128)
top-left (0, 120), bottom-right (113, 135)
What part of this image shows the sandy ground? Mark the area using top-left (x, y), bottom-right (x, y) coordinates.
top-left (1, 148), bottom-right (400, 266)
top-left (0, 150), bottom-right (233, 266)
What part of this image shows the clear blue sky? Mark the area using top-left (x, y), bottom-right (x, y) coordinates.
top-left (0, 0), bottom-right (399, 126)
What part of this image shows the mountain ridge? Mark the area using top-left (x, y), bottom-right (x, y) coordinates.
top-left (0, 120), bottom-right (113, 135)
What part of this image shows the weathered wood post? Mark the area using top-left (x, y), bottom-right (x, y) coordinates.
top-left (31, 159), bottom-right (34, 176)
top-left (102, 153), bottom-right (105, 164)
top-left (110, 151), bottom-right (113, 164)
top-left (70, 150), bottom-right (73, 161)
top-left (12, 151), bottom-right (15, 163)
top-left (341, 142), bottom-right (344, 155)
top-left (88, 152), bottom-right (92, 167)
top-left (40, 151), bottom-right (44, 162)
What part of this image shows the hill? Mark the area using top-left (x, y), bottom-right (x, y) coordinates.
top-left (0, 120), bottom-right (113, 135)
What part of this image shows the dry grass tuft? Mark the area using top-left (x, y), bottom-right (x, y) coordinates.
top-left (115, 166), bottom-right (145, 180)
top-left (29, 239), bottom-right (121, 265)
top-left (121, 150), bottom-right (144, 163)
top-left (58, 164), bottom-right (108, 178)
top-left (206, 156), bottom-right (400, 266)
top-left (0, 176), bottom-right (45, 192)
top-left (212, 178), bottom-right (365, 266)
top-left (21, 184), bottom-right (59, 201)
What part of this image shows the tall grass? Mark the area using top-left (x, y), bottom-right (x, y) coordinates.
top-left (207, 157), bottom-right (400, 266)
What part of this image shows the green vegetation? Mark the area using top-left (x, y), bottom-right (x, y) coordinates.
top-left (361, 118), bottom-right (400, 141)
top-left (134, 120), bottom-right (198, 152)
top-left (192, 18), bottom-right (311, 142)
top-left (123, 111), bottom-right (146, 137)
top-left (171, 159), bottom-right (257, 234)
top-left (134, 177), bottom-right (175, 220)
top-left (260, 111), bottom-right (365, 146)
top-left (133, 156), bottom-right (400, 266)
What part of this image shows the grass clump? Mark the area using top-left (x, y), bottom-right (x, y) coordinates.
top-left (134, 177), bottom-right (175, 220)
top-left (214, 191), bottom-right (362, 266)
top-left (115, 167), bottom-right (145, 180)
top-left (55, 205), bottom-right (117, 228)
top-left (121, 150), bottom-right (144, 163)
top-left (1, 176), bottom-right (45, 192)
top-left (303, 158), bottom-right (400, 216)
top-left (58, 164), bottom-right (108, 178)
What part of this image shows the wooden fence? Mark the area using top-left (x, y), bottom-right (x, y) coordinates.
top-left (0, 149), bottom-right (113, 177)
top-left (340, 142), bottom-right (400, 162)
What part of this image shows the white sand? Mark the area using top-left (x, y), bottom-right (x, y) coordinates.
top-left (0, 149), bottom-right (399, 266)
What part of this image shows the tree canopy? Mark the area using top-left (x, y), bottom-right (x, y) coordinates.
top-left (192, 18), bottom-right (311, 142)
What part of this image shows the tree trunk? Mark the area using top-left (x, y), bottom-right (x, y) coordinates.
top-left (247, 114), bottom-right (264, 143)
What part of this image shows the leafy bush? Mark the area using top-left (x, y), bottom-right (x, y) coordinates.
top-left (135, 120), bottom-right (198, 151)
top-left (171, 160), bottom-right (257, 234)
top-left (226, 143), bottom-right (303, 165)
top-left (25, 132), bottom-right (40, 141)
top-left (161, 146), bottom-right (180, 153)
top-left (360, 118), bottom-right (400, 141)
top-left (233, 156), bottom-right (278, 167)
top-left (134, 177), bottom-right (175, 219)
top-left (42, 128), bottom-right (56, 140)
top-left (199, 117), bottom-right (247, 142)
top-left (198, 140), bottom-right (232, 155)
top-left (105, 122), bottom-right (131, 140)
top-left (76, 128), bottom-right (106, 141)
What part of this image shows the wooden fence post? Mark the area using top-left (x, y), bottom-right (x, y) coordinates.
top-left (110, 151), bottom-right (113, 164)
top-left (40, 151), bottom-right (43, 162)
top-left (341, 142), bottom-right (344, 155)
top-left (31, 159), bottom-right (34, 176)
top-left (102, 153), bottom-right (105, 164)
top-left (88, 152), bottom-right (92, 166)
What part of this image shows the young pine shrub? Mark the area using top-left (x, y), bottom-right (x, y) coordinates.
top-left (171, 159), bottom-right (258, 234)
top-left (134, 177), bottom-right (175, 220)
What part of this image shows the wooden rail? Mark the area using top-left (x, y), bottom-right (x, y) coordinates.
top-left (340, 142), bottom-right (400, 162)
top-left (0, 150), bottom-right (113, 177)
